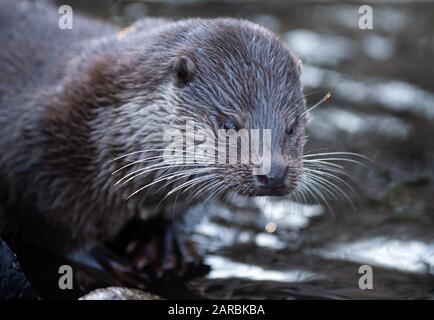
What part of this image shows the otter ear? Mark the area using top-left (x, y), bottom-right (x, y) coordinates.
top-left (173, 55), bottom-right (196, 86)
top-left (296, 59), bottom-right (303, 73)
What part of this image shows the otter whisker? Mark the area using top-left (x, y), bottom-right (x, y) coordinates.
top-left (304, 161), bottom-right (358, 182)
top-left (158, 175), bottom-right (205, 207)
top-left (115, 160), bottom-right (219, 186)
top-left (303, 152), bottom-right (370, 166)
top-left (301, 174), bottom-right (335, 216)
top-left (158, 173), bottom-right (220, 205)
top-left (304, 163), bottom-right (349, 178)
top-left (154, 169), bottom-right (214, 197)
top-left (112, 155), bottom-right (175, 175)
top-left (166, 173), bottom-right (219, 198)
top-left (306, 172), bottom-right (356, 214)
top-left (303, 151), bottom-right (368, 158)
top-left (304, 168), bottom-right (357, 196)
top-left (153, 167), bottom-right (218, 187)
top-left (300, 91), bottom-right (331, 117)
top-left (303, 90), bottom-right (326, 99)
top-left (298, 176), bottom-right (322, 205)
top-left (197, 175), bottom-right (228, 202)
top-left (110, 145), bottom-right (216, 164)
top-left (110, 148), bottom-right (174, 163)
top-left (177, 173), bottom-right (224, 204)
top-left (293, 182), bottom-right (308, 205)
top-left (189, 174), bottom-right (229, 204)
top-left (111, 144), bottom-right (224, 170)
top-left (115, 163), bottom-right (192, 186)
top-left (205, 181), bottom-right (229, 204)
top-left (303, 147), bottom-right (334, 156)
top-left (305, 168), bottom-right (358, 197)
top-left (185, 178), bottom-right (219, 203)
top-left (227, 184), bottom-right (243, 206)
top-left (182, 174), bottom-right (219, 195)
top-left (305, 157), bottom-right (367, 168)
top-left (111, 149), bottom-right (216, 174)
top-left (304, 173), bottom-right (340, 200)
top-left (304, 170), bottom-right (355, 209)
top-left (127, 168), bottom-right (216, 199)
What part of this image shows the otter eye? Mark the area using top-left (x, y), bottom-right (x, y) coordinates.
top-left (287, 127), bottom-right (294, 135)
top-left (222, 121), bottom-right (238, 132)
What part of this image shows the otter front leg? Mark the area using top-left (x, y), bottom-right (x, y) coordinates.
top-left (68, 244), bottom-right (149, 292)
top-left (112, 217), bottom-right (210, 280)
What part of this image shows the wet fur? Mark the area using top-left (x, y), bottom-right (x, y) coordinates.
top-left (0, 1), bottom-right (305, 253)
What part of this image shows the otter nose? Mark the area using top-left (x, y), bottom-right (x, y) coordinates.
top-left (256, 164), bottom-right (289, 190)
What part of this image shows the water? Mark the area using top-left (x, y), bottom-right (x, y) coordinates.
top-left (49, 0), bottom-right (434, 299)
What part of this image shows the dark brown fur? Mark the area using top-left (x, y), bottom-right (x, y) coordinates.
top-left (0, 1), bottom-right (306, 254)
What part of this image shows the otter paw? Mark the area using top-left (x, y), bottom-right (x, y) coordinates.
top-left (70, 244), bottom-right (149, 292)
top-left (115, 218), bottom-right (210, 280)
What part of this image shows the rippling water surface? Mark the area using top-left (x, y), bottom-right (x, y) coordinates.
top-left (52, 0), bottom-right (434, 299)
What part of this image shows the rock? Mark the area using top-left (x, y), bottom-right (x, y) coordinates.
top-left (79, 287), bottom-right (162, 300)
top-left (0, 239), bottom-right (38, 300)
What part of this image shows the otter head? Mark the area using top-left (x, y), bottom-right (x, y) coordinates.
top-left (168, 19), bottom-right (306, 197)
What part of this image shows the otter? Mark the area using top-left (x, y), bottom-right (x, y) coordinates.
top-left (0, 1), bottom-right (306, 286)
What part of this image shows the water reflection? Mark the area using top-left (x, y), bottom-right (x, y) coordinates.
top-left (255, 198), bottom-right (324, 230)
top-left (309, 108), bottom-right (411, 139)
top-left (314, 238), bottom-right (434, 274)
top-left (302, 65), bottom-right (434, 119)
top-left (285, 30), bottom-right (355, 66)
top-left (362, 35), bottom-right (395, 60)
top-left (207, 255), bottom-right (321, 283)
